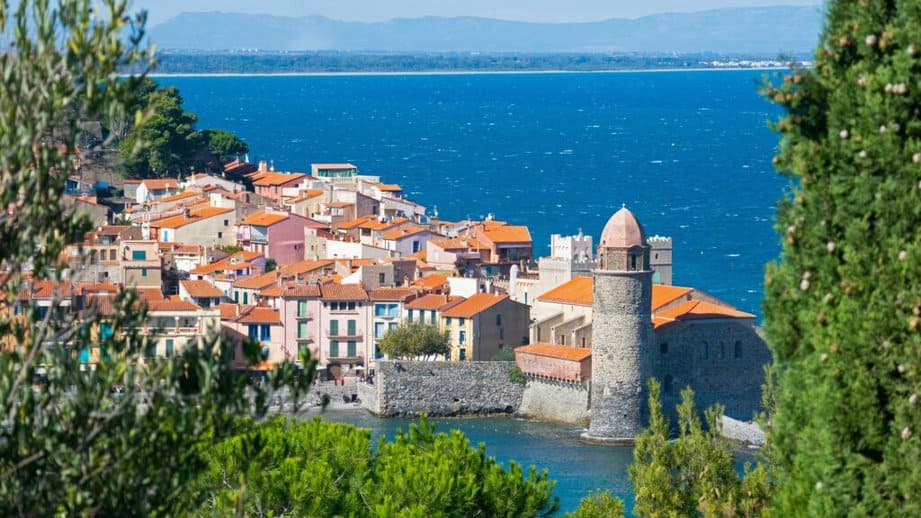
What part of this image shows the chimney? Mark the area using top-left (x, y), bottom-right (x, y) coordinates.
top-left (183, 208), bottom-right (191, 220)
top-left (258, 160), bottom-right (268, 173)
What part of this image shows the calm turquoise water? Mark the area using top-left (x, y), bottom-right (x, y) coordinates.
top-left (316, 409), bottom-right (635, 515)
top-left (161, 70), bottom-right (789, 318)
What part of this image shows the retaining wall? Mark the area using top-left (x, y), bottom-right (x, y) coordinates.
top-left (518, 377), bottom-right (591, 426)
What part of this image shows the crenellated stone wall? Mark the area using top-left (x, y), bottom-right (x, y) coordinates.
top-left (361, 360), bottom-right (525, 417)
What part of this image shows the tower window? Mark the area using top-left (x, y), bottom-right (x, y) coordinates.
top-left (630, 254), bottom-right (637, 271)
top-left (660, 342), bottom-right (668, 354)
top-left (734, 341), bottom-right (743, 358)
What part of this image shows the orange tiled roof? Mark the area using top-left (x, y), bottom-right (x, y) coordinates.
top-left (151, 206), bottom-right (233, 229)
top-left (233, 271), bottom-right (279, 290)
top-left (482, 224), bottom-right (532, 244)
top-left (154, 190), bottom-right (201, 204)
top-left (277, 283), bottom-right (322, 298)
top-left (430, 237), bottom-right (486, 250)
top-left (320, 283), bottom-right (369, 301)
top-left (181, 279), bottom-right (225, 299)
top-left (653, 300), bottom-right (755, 329)
top-left (83, 293), bottom-right (116, 316)
top-left (19, 280), bottom-right (74, 300)
top-left (537, 276), bottom-right (593, 306)
top-left (515, 343), bottom-right (592, 362)
top-left (327, 201), bottom-right (353, 208)
top-left (147, 296), bottom-right (200, 312)
top-left (359, 217), bottom-right (408, 231)
top-left (377, 183), bottom-right (403, 192)
top-left (336, 215), bottom-right (376, 230)
top-left (240, 211), bottom-right (289, 226)
top-left (404, 294), bottom-right (463, 311)
top-left (441, 293), bottom-right (508, 318)
top-left (280, 259), bottom-right (334, 277)
top-left (234, 306), bottom-right (281, 324)
top-left (216, 302), bottom-right (242, 320)
top-left (413, 274), bottom-right (449, 290)
top-left (141, 179), bottom-right (179, 190)
top-left (135, 287), bottom-right (165, 302)
top-left (286, 189), bottom-right (325, 203)
top-left (75, 281), bottom-right (120, 295)
top-left (171, 243), bottom-right (204, 255)
top-left (313, 163), bottom-right (356, 170)
top-left (382, 225), bottom-right (429, 241)
top-left (252, 172), bottom-right (305, 187)
top-left (369, 287), bottom-right (419, 301)
top-left (651, 285), bottom-right (694, 311)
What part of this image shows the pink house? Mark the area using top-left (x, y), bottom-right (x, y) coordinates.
top-left (260, 283), bottom-right (323, 366)
top-left (250, 171), bottom-right (306, 202)
top-left (316, 283), bottom-right (371, 379)
top-left (237, 209), bottom-right (326, 266)
top-left (225, 306), bottom-right (285, 368)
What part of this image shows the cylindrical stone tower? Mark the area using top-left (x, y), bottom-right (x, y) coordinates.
top-left (584, 205), bottom-right (653, 443)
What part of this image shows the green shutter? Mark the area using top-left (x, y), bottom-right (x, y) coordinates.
top-left (347, 319), bottom-right (356, 336)
top-left (329, 320), bottom-right (338, 336)
top-left (330, 340), bottom-right (339, 357)
top-left (347, 341), bottom-right (357, 357)
top-left (298, 321), bottom-right (308, 338)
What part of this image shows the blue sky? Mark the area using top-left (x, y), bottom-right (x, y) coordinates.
top-left (134, 1), bottom-right (821, 25)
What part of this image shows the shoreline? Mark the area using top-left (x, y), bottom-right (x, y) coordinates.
top-left (146, 67), bottom-right (792, 79)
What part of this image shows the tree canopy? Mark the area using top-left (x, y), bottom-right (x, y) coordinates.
top-left (197, 415), bottom-right (559, 517)
top-left (378, 322), bottom-right (450, 360)
top-left (762, 0), bottom-right (921, 513)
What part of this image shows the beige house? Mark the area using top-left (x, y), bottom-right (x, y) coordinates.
top-left (440, 293), bottom-right (530, 361)
top-left (149, 206), bottom-right (236, 247)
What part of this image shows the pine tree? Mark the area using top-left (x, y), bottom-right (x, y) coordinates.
top-left (763, 0), bottom-right (921, 513)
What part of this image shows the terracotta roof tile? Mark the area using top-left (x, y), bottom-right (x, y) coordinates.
top-left (653, 300), bottom-right (755, 329)
top-left (234, 306), bottom-right (281, 324)
top-left (147, 296), bottom-right (200, 312)
top-left (252, 172), bottom-right (305, 187)
top-left (382, 226), bottom-right (429, 241)
top-left (280, 259), bottom-right (334, 277)
top-left (515, 343), bottom-right (592, 362)
top-left (320, 283), bottom-right (369, 301)
top-left (75, 282), bottom-right (120, 295)
top-left (651, 285), bottom-right (694, 311)
top-left (141, 179), bottom-right (178, 190)
top-left (233, 271), bottom-right (279, 290)
top-left (441, 293), bottom-right (508, 318)
top-left (377, 184), bottom-right (403, 192)
top-left (430, 237), bottom-right (486, 250)
top-left (482, 224), bottom-right (532, 244)
top-left (154, 190), bottom-right (201, 204)
top-left (285, 189), bottom-right (325, 203)
top-left (151, 206), bottom-right (233, 229)
top-left (83, 293), bottom-right (116, 316)
top-left (181, 279), bottom-right (225, 299)
top-left (216, 303), bottom-right (242, 320)
top-left (326, 201), bottom-right (353, 208)
top-left (413, 274), bottom-right (449, 290)
top-left (240, 211), bottom-right (289, 226)
top-left (369, 287), bottom-right (420, 301)
top-left (278, 283), bottom-right (322, 298)
top-left (537, 276), bottom-right (593, 306)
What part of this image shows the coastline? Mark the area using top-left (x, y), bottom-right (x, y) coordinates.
top-left (146, 67), bottom-right (792, 79)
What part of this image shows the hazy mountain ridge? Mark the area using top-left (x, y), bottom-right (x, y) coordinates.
top-left (150, 6), bottom-right (822, 54)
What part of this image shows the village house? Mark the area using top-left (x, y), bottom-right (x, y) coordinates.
top-left (251, 171), bottom-right (307, 202)
top-left (368, 287), bottom-right (419, 361)
top-left (403, 293), bottom-right (464, 326)
top-left (311, 163), bottom-right (358, 181)
top-left (120, 240), bottom-right (163, 289)
top-left (224, 305), bottom-right (286, 368)
top-left (231, 270), bottom-right (279, 306)
top-left (64, 225), bottom-right (143, 284)
top-left (141, 296), bottom-right (220, 360)
top-left (470, 220), bottom-right (533, 278)
top-left (135, 178), bottom-right (179, 204)
top-left (273, 283), bottom-right (323, 366)
top-left (382, 225), bottom-right (439, 257)
top-left (237, 209), bottom-right (324, 266)
top-left (284, 189), bottom-right (326, 219)
top-left (178, 279), bottom-right (226, 308)
top-left (183, 173), bottom-right (244, 193)
top-left (317, 283), bottom-right (370, 378)
top-left (188, 250), bottom-right (266, 298)
top-left (149, 206), bottom-right (236, 246)
top-left (425, 236), bottom-right (489, 274)
top-left (440, 293), bottom-right (530, 361)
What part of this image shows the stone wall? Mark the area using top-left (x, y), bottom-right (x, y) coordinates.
top-left (361, 360), bottom-right (525, 417)
top-left (518, 378), bottom-right (591, 426)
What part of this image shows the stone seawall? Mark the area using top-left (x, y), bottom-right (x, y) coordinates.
top-left (361, 360), bottom-right (525, 417)
top-left (518, 377), bottom-right (591, 426)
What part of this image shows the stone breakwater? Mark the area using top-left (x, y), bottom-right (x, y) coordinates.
top-left (360, 360), bottom-right (525, 417)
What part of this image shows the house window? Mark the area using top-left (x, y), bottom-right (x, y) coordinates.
top-left (347, 319), bottom-right (356, 336)
top-left (109, 249), bottom-right (116, 261)
top-left (297, 321), bottom-right (308, 339)
top-left (379, 272), bottom-right (386, 284)
top-left (329, 320), bottom-right (339, 336)
top-left (734, 341), bottom-right (743, 358)
top-left (248, 325), bottom-right (258, 340)
top-left (260, 325), bottom-right (271, 341)
top-left (132, 249), bottom-right (147, 260)
top-left (145, 342), bottom-right (156, 359)
top-left (430, 311), bottom-right (436, 324)
top-left (234, 291), bottom-right (239, 303)
top-left (330, 340), bottom-right (339, 357)
top-left (389, 322), bottom-right (397, 333)
top-left (459, 348), bottom-right (467, 361)
top-left (407, 309), bottom-right (413, 322)
top-left (374, 322), bottom-right (385, 339)
top-left (217, 232), bottom-right (223, 239)
top-left (699, 342), bottom-right (709, 360)
top-left (459, 317), bottom-right (465, 326)
top-left (446, 330), bottom-right (451, 342)
top-left (496, 314), bottom-right (502, 326)
top-left (347, 341), bottom-right (357, 357)
top-left (660, 342), bottom-right (668, 354)
top-left (297, 300), bottom-right (308, 317)
top-left (224, 219), bottom-right (229, 226)
top-left (446, 317), bottom-right (452, 325)
top-left (165, 339), bottom-right (174, 358)
top-left (141, 268), bottom-right (147, 277)
top-left (412, 240), bottom-right (420, 253)
top-left (243, 292), bottom-right (249, 305)
top-left (630, 254), bottom-right (637, 271)
top-left (459, 331), bottom-right (466, 344)
top-left (347, 301), bottom-right (356, 310)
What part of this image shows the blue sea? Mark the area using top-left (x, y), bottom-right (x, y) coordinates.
top-left (161, 70), bottom-right (784, 514)
top-left (162, 70), bottom-right (790, 318)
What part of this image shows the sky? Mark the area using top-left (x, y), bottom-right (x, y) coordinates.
top-left (133, 1), bottom-right (822, 26)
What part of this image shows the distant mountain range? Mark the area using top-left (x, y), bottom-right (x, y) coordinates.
top-left (150, 6), bottom-right (822, 55)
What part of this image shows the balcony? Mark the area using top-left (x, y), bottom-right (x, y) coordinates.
top-left (326, 331), bottom-right (363, 340)
top-left (295, 313), bottom-right (313, 320)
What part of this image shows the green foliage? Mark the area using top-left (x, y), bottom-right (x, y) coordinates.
top-left (762, 1), bottom-right (921, 514)
top-left (378, 322), bottom-right (450, 360)
top-left (629, 379), bottom-right (771, 517)
top-left (202, 128), bottom-right (249, 158)
top-left (0, 1), bottom-right (311, 514)
top-left (198, 415), bottom-right (559, 517)
top-left (118, 84), bottom-right (203, 177)
top-left (492, 346), bottom-right (516, 361)
top-left (566, 490), bottom-right (625, 518)
top-left (508, 365), bottom-right (527, 385)
top-left (217, 244), bottom-right (244, 254)
top-left (264, 258), bottom-right (277, 272)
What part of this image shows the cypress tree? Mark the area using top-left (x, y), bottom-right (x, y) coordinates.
top-left (764, 0), bottom-right (921, 514)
